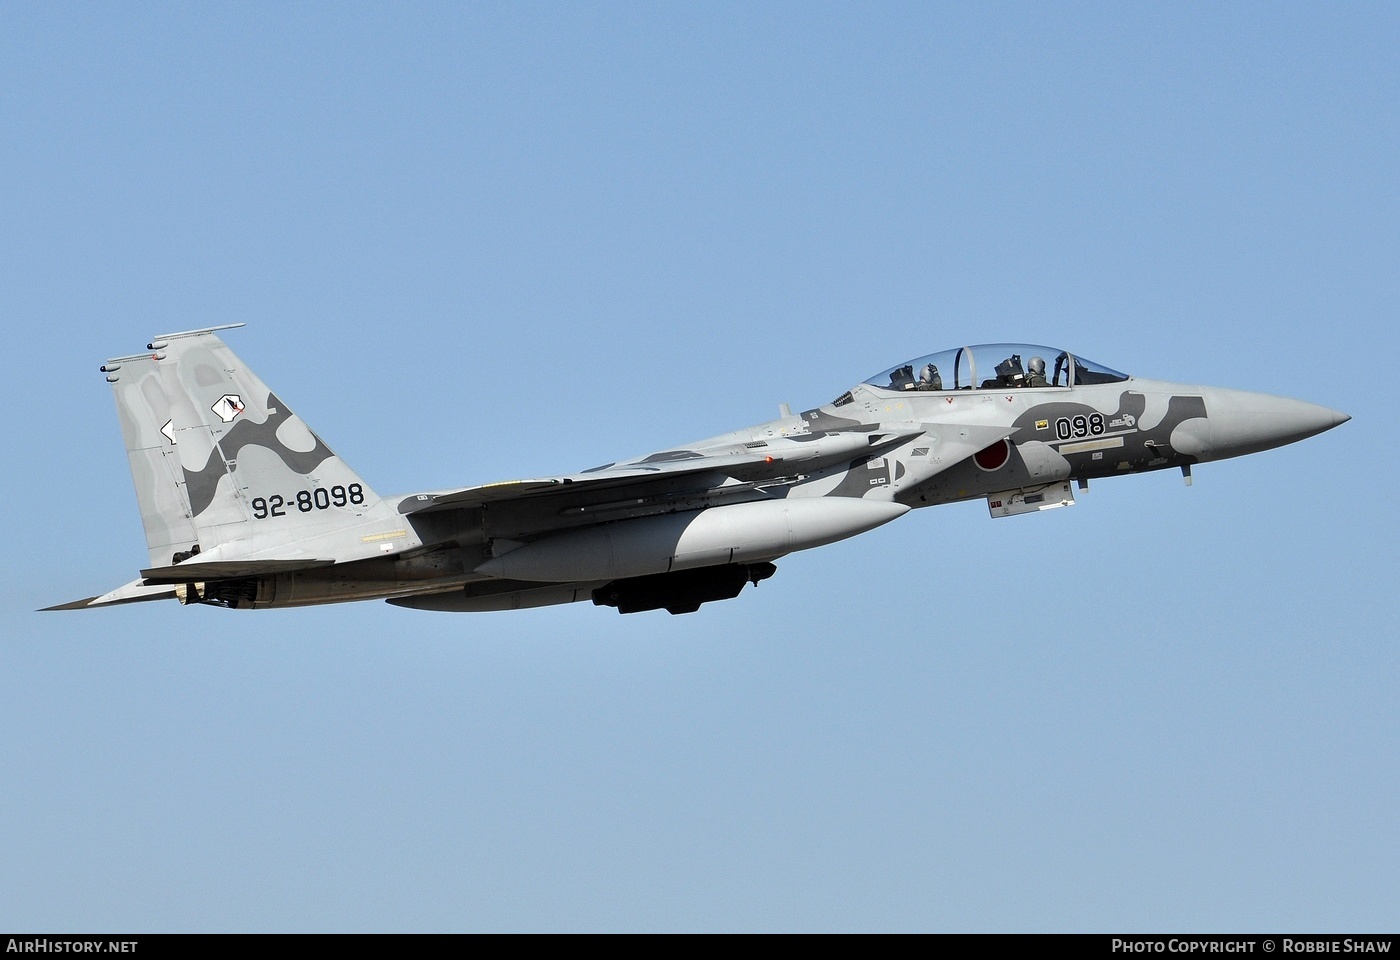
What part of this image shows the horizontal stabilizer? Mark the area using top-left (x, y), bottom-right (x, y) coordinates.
top-left (140, 558), bottom-right (336, 584)
top-left (40, 596), bottom-right (106, 611)
top-left (41, 578), bottom-right (177, 610)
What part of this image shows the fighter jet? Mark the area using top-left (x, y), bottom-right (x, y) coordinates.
top-left (46, 326), bottom-right (1348, 615)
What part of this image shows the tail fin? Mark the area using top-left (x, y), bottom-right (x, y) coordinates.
top-left (102, 325), bottom-right (390, 567)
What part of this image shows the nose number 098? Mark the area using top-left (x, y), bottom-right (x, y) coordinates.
top-left (1055, 414), bottom-right (1106, 441)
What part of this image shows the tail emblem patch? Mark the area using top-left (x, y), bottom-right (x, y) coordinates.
top-left (212, 395), bottom-right (245, 423)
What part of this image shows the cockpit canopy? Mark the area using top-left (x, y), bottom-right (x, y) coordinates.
top-left (861, 343), bottom-right (1128, 394)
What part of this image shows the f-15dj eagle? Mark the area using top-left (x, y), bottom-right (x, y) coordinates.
top-left (48, 325), bottom-right (1348, 615)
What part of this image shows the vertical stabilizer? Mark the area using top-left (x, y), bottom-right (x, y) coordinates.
top-left (102, 325), bottom-right (393, 567)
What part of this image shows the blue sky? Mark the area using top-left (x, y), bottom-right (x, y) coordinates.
top-left (2, 2), bottom-right (1395, 932)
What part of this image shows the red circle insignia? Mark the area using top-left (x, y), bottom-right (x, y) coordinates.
top-left (973, 439), bottom-right (1011, 471)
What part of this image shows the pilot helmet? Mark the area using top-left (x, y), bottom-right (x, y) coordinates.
top-left (1028, 356), bottom-right (1046, 376)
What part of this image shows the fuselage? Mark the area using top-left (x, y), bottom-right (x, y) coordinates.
top-left (63, 334), bottom-right (1347, 616)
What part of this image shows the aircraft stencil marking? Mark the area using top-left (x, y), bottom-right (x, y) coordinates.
top-left (46, 329), bottom-right (1349, 615)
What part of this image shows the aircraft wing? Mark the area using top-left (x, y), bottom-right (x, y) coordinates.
top-left (398, 427), bottom-right (930, 515)
top-left (398, 455), bottom-right (762, 514)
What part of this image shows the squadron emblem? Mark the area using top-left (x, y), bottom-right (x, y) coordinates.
top-left (211, 394), bottom-right (245, 423)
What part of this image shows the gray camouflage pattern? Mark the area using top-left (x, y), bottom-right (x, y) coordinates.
top-left (46, 328), bottom-right (1347, 614)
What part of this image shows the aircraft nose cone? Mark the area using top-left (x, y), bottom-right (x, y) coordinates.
top-left (1204, 389), bottom-right (1349, 459)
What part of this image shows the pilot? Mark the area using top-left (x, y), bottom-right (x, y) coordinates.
top-left (916, 363), bottom-right (942, 391)
top-left (1026, 356), bottom-right (1048, 387)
